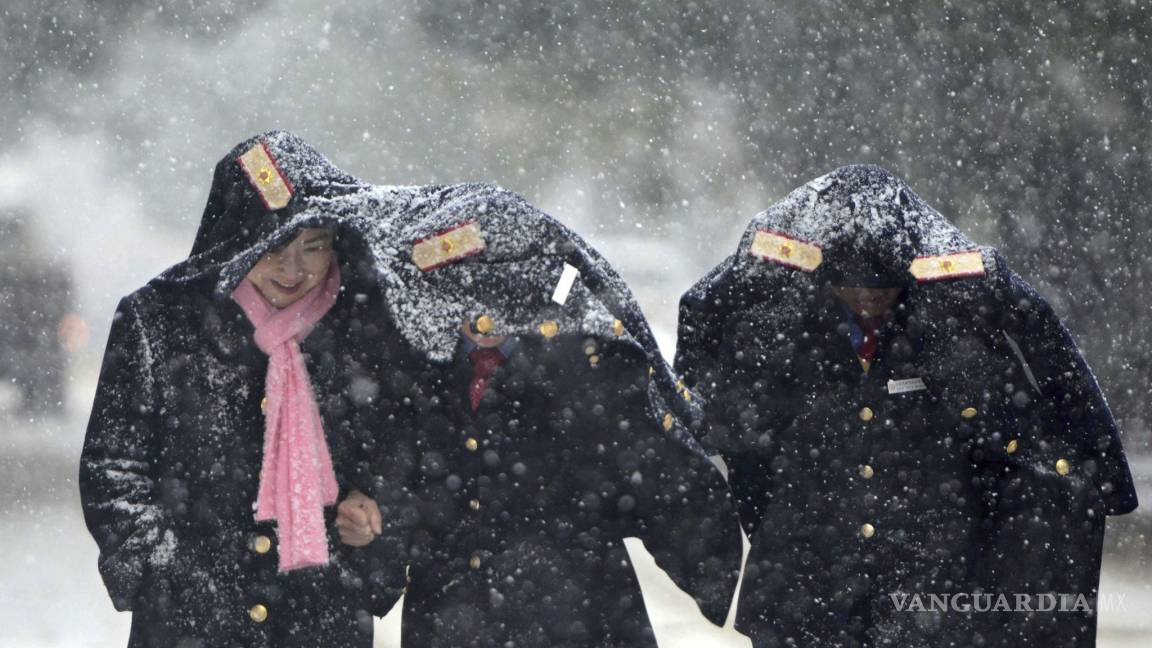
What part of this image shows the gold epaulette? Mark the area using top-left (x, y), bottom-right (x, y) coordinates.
top-left (749, 228), bottom-right (823, 272)
top-left (411, 222), bottom-right (486, 271)
top-left (909, 250), bottom-right (986, 282)
top-left (237, 142), bottom-right (294, 211)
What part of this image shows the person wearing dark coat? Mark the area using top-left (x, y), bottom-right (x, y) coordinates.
top-left (323, 184), bottom-right (744, 647)
top-left (675, 165), bottom-right (1138, 647)
top-left (79, 131), bottom-right (409, 647)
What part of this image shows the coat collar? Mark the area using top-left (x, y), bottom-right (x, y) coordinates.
top-left (808, 287), bottom-right (921, 382)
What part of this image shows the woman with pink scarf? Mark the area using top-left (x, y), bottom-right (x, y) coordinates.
top-left (79, 131), bottom-right (409, 647)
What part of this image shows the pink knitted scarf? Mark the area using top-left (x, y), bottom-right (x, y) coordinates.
top-left (232, 262), bottom-right (341, 572)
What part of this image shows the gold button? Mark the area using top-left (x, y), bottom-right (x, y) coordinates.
top-left (249, 604), bottom-right (268, 623)
top-left (681, 389), bottom-right (692, 402)
top-left (1006, 439), bottom-right (1019, 455)
top-left (469, 499), bottom-right (480, 511)
top-left (465, 437), bottom-right (479, 452)
top-left (613, 319), bottom-right (625, 337)
top-left (475, 315), bottom-right (494, 334)
top-left (469, 554), bottom-right (482, 569)
top-left (252, 535), bottom-right (272, 555)
top-left (584, 342), bottom-right (598, 356)
top-left (860, 523), bottom-right (876, 539)
top-left (589, 355), bottom-right (600, 366)
top-left (1055, 458), bottom-right (1071, 476)
top-left (961, 407), bottom-right (978, 419)
top-left (538, 320), bottom-right (559, 338)
top-left (859, 465), bottom-right (874, 480)
top-left (662, 413), bottom-right (674, 432)
top-left (859, 407), bottom-right (874, 422)
top-left (260, 397), bottom-right (268, 413)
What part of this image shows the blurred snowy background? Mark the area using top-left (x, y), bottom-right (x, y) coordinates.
top-left (1, 1), bottom-right (1149, 645)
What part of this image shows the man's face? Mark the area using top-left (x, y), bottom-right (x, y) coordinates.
top-left (246, 228), bottom-right (335, 308)
top-left (831, 285), bottom-right (903, 317)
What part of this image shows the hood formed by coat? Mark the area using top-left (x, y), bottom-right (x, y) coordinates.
top-left (740, 164), bottom-right (978, 285)
top-left (683, 164), bottom-right (996, 327)
top-left (306, 183), bottom-right (708, 452)
top-left (153, 130), bottom-right (369, 295)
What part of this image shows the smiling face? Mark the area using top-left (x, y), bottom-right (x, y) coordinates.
top-left (246, 227), bottom-right (335, 308)
top-left (831, 285), bottom-right (903, 318)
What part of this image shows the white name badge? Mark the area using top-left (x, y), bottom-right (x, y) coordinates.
top-left (887, 377), bottom-right (927, 394)
top-left (552, 263), bottom-right (580, 305)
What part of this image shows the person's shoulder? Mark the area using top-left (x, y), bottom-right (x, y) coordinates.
top-left (113, 284), bottom-right (163, 320)
top-left (681, 253), bottom-right (745, 309)
top-left (909, 247), bottom-right (1043, 316)
top-left (112, 275), bottom-right (219, 330)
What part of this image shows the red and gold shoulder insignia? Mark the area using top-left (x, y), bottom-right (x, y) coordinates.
top-left (236, 141), bottom-right (294, 211)
top-left (909, 250), bottom-right (986, 282)
top-left (749, 228), bottom-right (823, 272)
top-left (411, 221), bottom-right (486, 272)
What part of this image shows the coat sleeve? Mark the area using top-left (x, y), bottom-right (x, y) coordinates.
top-left (79, 296), bottom-right (171, 612)
top-left (327, 423), bottom-right (413, 617)
top-left (674, 259), bottom-right (749, 455)
top-left (341, 455), bottom-right (419, 617)
top-left (675, 264), bottom-right (787, 537)
top-left (601, 349), bottom-right (743, 627)
top-left (989, 254), bottom-right (1138, 516)
top-left (966, 252), bottom-right (1136, 643)
top-left (339, 350), bottom-right (428, 617)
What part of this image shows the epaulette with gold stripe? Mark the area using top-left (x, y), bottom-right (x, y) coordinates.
top-left (236, 142), bottom-right (294, 211)
top-left (749, 228), bottom-right (823, 272)
top-left (909, 250), bottom-right (985, 282)
top-left (411, 221), bottom-right (486, 272)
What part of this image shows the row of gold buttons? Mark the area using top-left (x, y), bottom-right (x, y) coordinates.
top-left (247, 533), bottom-right (274, 623)
top-left (464, 437), bottom-right (483, 564)
top-left (858, 404), bottom-right (875, 538)
top-left (853, 405), bottom-right (983, 539)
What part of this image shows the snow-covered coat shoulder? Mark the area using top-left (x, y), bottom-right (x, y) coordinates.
top-left (310, 182), bottom-right (708, 452)
top-left (311, 183), bottom-right (655, 358)
top-left (677, 164), bottom-right (979, 360)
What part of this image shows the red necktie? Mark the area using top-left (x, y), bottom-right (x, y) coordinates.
top-left (468, 347), bottom-right (504, 412)
top-left (854, 315), bottom-right (885, 364)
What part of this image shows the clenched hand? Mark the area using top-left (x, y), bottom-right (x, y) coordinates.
top-left (335, 489), bottom-right (382, 547)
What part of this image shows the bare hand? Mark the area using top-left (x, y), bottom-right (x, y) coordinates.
top-left (336, 489), bottom-right (382, 547)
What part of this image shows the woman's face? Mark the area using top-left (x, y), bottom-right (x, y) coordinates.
top-left (246, 228), bottom-right (335, 308)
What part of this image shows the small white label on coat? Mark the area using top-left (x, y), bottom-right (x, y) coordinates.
top-left (552, 263), bottom-right (580, 305)
top-left (1002, 330), bottom-right (1042, 394)
top-left (887, 377), bottom-right (927, 394)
